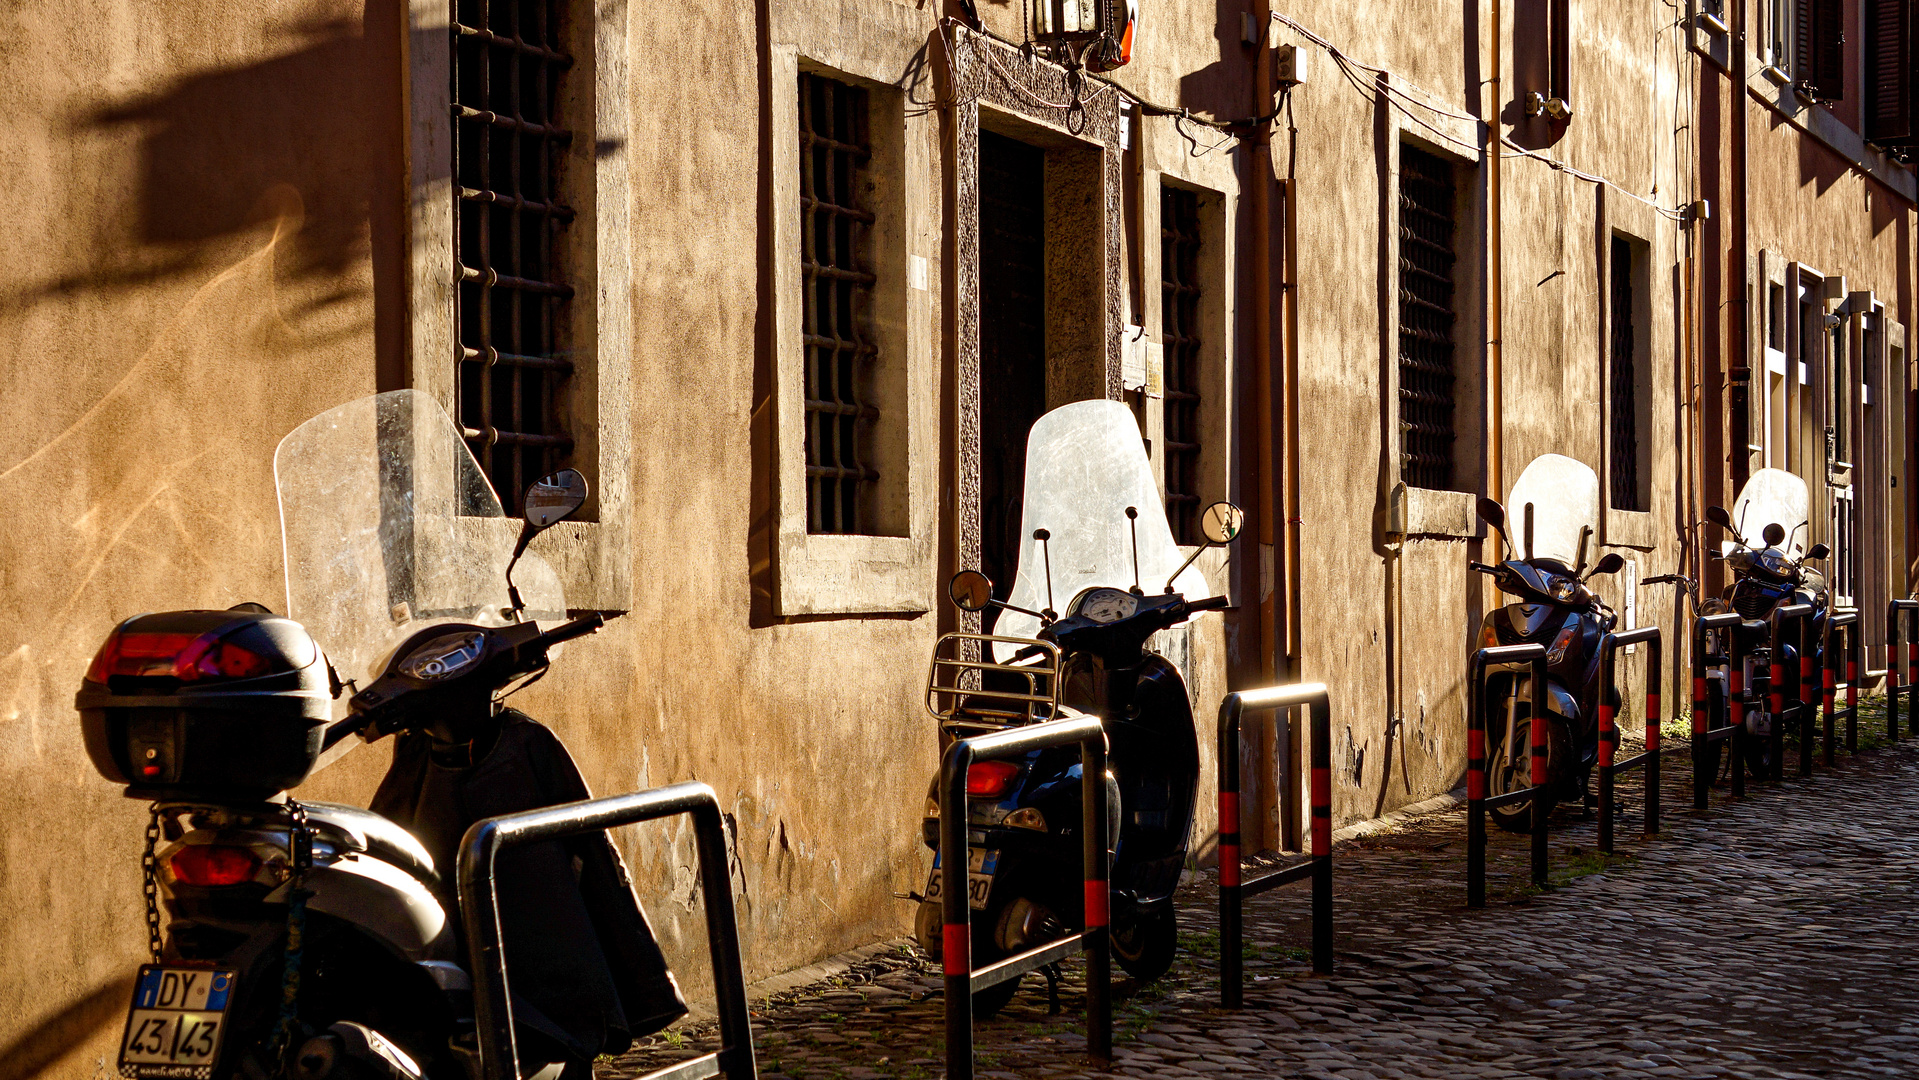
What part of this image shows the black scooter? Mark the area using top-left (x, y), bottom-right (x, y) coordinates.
top-left (1470, 496), bottom-right (1626, 831)
top-left (911, 502), bottom-right (1242, 1015)
top-left (81, 393), bottom-right (683, 1080)
top-left (1657, 505), bottom-right (1829, 780)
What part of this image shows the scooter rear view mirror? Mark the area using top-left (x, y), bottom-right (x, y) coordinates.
top-left (1475, 497), bottom-right (1506, 532)
top-left (949, 570), bottom-right (993, 612)
top-left (1807, 543), bottom-right (1831, 560)
top-left (1762, 522), bottom-right (1787, 548)
top-left (1200, 502), bottom-right (1244, 544)
top-left (506, 469), bottom-right (588, 617)
top-left (1705, 505), bottom-right (1734, 531)
top-left (1587, 552), bottom-right (1625, 579)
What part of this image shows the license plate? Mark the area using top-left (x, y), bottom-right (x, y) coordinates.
top-left (926, 848), bottom-right (999, 910)
top-left (118, 965), bottom-right (236, 1079)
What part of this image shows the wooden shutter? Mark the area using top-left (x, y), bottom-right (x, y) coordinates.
top-left (1865, 0), bottom-right (1915, 145)
top-left (1795, 0), bottom-right (1846, 99)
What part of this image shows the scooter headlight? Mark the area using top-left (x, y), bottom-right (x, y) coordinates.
top-left (1550, 579), bottom-right (1582, 604)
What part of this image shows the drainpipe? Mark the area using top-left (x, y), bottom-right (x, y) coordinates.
top-left (1729, 0), bottom-right (1752, 496)
top-left (1250, 1), bottom-right (1288, 853)
top-left (1486, 0), bottom-right (1505, 501)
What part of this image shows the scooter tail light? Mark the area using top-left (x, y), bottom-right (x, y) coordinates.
top-left (965, 760), bottom-right (1021, 797)
top-left (168, 845), bottom-right (262, 887)
top-left (87, 629), bottom-right (283, 683)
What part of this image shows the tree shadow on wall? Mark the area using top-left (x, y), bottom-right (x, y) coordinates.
top-left (6, 4), bottom-right (413, 384)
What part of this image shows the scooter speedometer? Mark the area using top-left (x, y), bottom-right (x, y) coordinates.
top-left (397, 631), bottom-right (488, 681)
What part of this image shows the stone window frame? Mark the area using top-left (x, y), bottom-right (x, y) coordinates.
top-left (766, 7), bottom-right (938, 617)
top-left (1137, 141), bottom-right (1239, 600)
top-left (1597, 186), bottom-right (1664, 551)
top-left (945, 29), bottom-right (1125, 630)
top-left (1381, 89), bottom-right (1486, 540)
top-left (403, 0), bottom-right (633, 611)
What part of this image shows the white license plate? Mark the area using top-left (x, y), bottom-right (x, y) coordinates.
top-left (926, 848), bottom-right (999, 910)
top-left (118, 965), bottom-right (237, 1078)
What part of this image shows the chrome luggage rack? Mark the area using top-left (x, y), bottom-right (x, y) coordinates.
top-left (925, 633), bottom-right (1062, 731)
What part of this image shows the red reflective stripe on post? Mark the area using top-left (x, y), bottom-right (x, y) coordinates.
top-left (1084, 881), bottom-right (1108, 928)
top-left (1468, 724), bottom-right (1485, 798)
top-left (1692, 677), bottom-right (1707, 734)
top-left (1770, 663), bottom-right (1785, 714)
top-left (1645, 704), bottom-right (1660, 752)
top-left (1530, 717), bottom-right (1547, 787)
top-left (1310, 765), bottom-right (1332, 856)
top-left (1219, 843), bottom-right (1240, 887)
top-left (1597, 704), bottom-right (1616, 768)
top-left (1220, 792), bottom-right (1239, 831)
top-left (943, 924), bottom-right (970, 975)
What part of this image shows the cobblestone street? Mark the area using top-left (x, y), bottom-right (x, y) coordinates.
top-left (605, 719), bottom-right (1919, 1080)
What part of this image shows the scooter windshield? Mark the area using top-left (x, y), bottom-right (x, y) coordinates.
top-left (1504, 454), bottom-right (1600, 569)
top-left (1728, 467), bottom-right (1810, 558)
top-left (993, 400), bottom-right (1208, 657)
top-left (275, 390), bottom-right (564, 693)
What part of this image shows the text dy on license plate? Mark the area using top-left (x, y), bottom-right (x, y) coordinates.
top-left (119, 965), bottom-right (236, 1078)
top-left (926, 847), bottom-right (999, 909)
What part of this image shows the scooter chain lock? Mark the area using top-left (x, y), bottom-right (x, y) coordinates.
top-left (264, 798), bottom-right (315, 1075)
top-left (142, 806), bottom-right (163, 963)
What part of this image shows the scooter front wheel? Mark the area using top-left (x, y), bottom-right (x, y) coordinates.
top-left (1111, 905), bottom-right (1177, 982)
top-left (1487, 707), bottom-right (1563, 834)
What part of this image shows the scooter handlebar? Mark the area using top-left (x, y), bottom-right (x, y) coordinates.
top-left (1188, 595), bottom-right (1231, 612)
top-left (528, 612), bottom-right (611, 654)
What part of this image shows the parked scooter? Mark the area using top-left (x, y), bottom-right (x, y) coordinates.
top-left (80, 391), bottom-right (684, 1080)
top-left (912, 400), bottom-right (1239, 1015)
top-left (1652, 468), bottom-right (1830, 780)
top-left (1469, 455), bottom-right (1627, 832)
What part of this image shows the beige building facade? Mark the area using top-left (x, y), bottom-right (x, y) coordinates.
top-left (0, 0), bottom-right (1912, 1075)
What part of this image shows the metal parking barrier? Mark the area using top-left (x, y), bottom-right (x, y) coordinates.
top-left (459, 781), bottom-right (756, 1080)
top-left (1467, 643), bottom-right (1550, 908)
top-left (1888, 599), bottom-right (1919, 740)
top-left (1691, 612), bottom-right (1762, 807)
top-left (1824, 609), bottom-right (1861, 762)
top-left (1768, 604), bottom-right (1815, 781)
top-left (1594, 627), bottom-right (1670, 854)
top-left (1217, 682), bottom-right (1333, 1007)
top-left (939, 715), bottom-right (1110, 1079)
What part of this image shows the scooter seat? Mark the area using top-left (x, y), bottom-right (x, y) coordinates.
top-left (302, 801), bottom-right (440, 888)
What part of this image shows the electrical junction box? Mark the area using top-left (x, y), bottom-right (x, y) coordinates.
top-left (1276, 43), bottom-right (1308, 86)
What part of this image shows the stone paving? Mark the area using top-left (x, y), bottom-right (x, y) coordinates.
top-left (603, 706), bottom-right (1919, 1080)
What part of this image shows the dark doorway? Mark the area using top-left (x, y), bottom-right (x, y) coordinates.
top-left (978, 129), bottom-right (1048, 627)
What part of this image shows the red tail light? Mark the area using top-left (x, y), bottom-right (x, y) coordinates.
top-left (966, 760), bottom-right (1021, 797)
top-left (87, 630), bottom-right (277, 683)
top-left (168, 845), bottom-right (262, 887)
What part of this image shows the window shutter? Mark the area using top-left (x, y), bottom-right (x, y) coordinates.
top-left (1795, 0), bottom-right (1846, 99)
top-left (1865, 0), bottom-right (1915, 146)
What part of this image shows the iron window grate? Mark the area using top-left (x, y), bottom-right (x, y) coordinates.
top-left (1397, 146), bottom-right (1458, 492)
top-left (452, 0), bottom-right (576, 513)
top-left (1161, 187), bottom-right (1203, 544)
top-left (1609, 237), bottom-right (1643, 511)
top-left (799, 73), bottom-right (880, 535)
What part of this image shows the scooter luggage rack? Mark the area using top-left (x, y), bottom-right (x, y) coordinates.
top-left (1466, 643), bottom-right (1550, 908)
top-left (1595, 627), bottom-right (1674, 854)
top-left (939, 715), bottom-right (1109, 1080)
top-left (1690, 612), bottom-right (1764, 808)
top-left (1886, 599), bottom-right (1919, 740)
top-left (459, 782), bottom-right (756, 1080)
top-left (1823, 608), bottom-right (1861, 761)
top-left (925, 633), bottom-right (1062, 730)
top-left (1768, 604), bottom-right (1815, 781)
top-left (1216, 681), bottom-right (1333, 1008)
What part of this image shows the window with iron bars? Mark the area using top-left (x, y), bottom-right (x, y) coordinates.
top-left (1397, 145), bottom-right (1459, 491)
top-left (452, 0), bottom-right (576, 513)
top-left (1161, 187), bottom-right (1203, 544)
top-left (799, 72), bottom-right (881, 535)
top-left (1608, 237), bottom-right (1644, 510)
